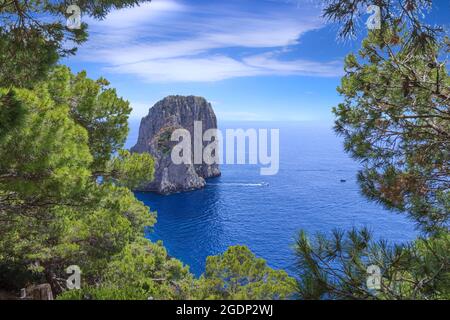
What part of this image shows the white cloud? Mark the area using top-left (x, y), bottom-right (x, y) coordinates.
top-left (243, 53), bottom-right (343, 77)
top-left (76, 0), bottom-right (341, 82)
top-left (106, 55), bottom-right (260, 82)
top-left (106, 53), bottom-right (342, 82)
top-left (87, 0), bottom-right (187, 28)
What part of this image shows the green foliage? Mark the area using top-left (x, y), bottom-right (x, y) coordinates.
top-left (0, 0), bottom-right (152, 87)
top-left (157, 128), bottom-right (175, 155)
top-left (105, 150), bottom-right (155, 189)
top-left (196, 246), bottom-right (296, 300)
top-left (0, 85), bottom-right (92, 200)
top-left (333, 23), bottom-right (449, 233)
top-left (0, 0), bottom-right (299, 302)
top-left (0, 90), bottom-right (27, 140)
top-left (295, 228), bottom-right (449, 300)
top-left (57, 240), bottom-right (196, 300)
top-left (58, 244), bottom-right (296, 301)
top-left (1, 67), bottom-right (293, 301)
top-left (294, 2), bottom-right (449, 301)
top-left (3, 0), bottom-right (446, 302)
top-left (0, 67), bottom-right (158, 295)
top-left (42, 66), bottom-right (133, 173)
top-left (0, 27), bottom-right (59, 88)
top-left (321, 0), bottom-right (442, 52)
top-left (56, 285), bottom-right (152, 300)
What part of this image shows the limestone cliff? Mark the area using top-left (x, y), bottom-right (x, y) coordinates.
top-left (131, 95), bottom-right (221, 194)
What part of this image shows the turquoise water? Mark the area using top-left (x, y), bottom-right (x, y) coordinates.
top-left (127, 121), bottom-right (417, 276)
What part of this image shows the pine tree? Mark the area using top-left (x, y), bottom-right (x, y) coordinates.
top-left (0, 0), bottom-right (152, 87)
top-left (196, 246), bottom-right (296, 300)
top-left (294, 0), bottom-right (449, 299)
top-left (0, 67), bottom-right (157, 295)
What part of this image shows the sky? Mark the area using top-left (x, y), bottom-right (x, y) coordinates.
top-left (63, 0), bottom-right (449, 122)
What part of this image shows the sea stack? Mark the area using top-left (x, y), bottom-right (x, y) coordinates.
top-left (131, 95), bottom-right (221, 195)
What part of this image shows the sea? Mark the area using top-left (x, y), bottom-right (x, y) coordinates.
top-left (125, 120), bottom-right (418, 276)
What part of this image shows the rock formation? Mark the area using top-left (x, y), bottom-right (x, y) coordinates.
top-left (131, 95), bottom-right (221, 194)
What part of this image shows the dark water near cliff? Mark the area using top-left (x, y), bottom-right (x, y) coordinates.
top-left (126, 121), bottom-right (417, 276)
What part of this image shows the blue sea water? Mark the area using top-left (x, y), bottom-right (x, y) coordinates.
top-left (126, 121), bottom-right (417, 276)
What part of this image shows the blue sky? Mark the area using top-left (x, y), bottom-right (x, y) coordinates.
top-left (63, 0), bottom-right (449, 122)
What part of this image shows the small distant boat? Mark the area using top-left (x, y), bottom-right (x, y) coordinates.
top-left (340, 179), bottom-right (347, 183)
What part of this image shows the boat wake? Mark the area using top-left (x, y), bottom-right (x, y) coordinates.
top-left (208, 182), bottom-right (269, 187)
